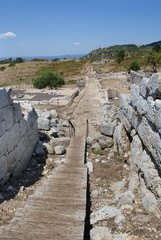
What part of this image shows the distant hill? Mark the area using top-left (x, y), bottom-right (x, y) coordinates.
top-left (84, 41), bottom-right (161, 59)
top-left (146, 40), bottom-right (161, 47)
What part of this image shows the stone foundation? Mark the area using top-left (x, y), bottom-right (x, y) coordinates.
top-left (114, 72), bottom-right (161, 212)
top-left (0, 88), bottom-right (39, 184)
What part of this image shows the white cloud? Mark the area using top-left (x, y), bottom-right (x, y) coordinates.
top-left (73, 42), bottom-right (80, 45)
top-left (21, 43), bottom-right (25, 46)
top-left (0, 32), bottom-right (16, 39)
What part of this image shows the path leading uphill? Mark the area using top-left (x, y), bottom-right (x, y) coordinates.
top-left (0, 137), bottom-right (87, 240)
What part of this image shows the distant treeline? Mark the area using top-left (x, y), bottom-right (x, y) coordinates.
top-left (0, 57), bottom-right (24, 64)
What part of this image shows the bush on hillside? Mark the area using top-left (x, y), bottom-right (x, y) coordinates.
top-left (33, 71), bottom-right (65, 89)
top-left (128, 61), bottom-right (140, 73)
top-left (0, 66), bottom-right (6, 71)
top-left (116, 50), bottom-right (125, 63)
top-left (144, 50), bottom-right (161, 72)
top-left (9, 62), bottom-right (16, 67)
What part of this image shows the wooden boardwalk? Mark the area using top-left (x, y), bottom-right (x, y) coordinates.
top-left (0, 137), bottom-right (87, 240)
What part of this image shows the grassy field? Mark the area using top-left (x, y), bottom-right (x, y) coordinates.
top-left (0, 59), bottom-right (88, 87)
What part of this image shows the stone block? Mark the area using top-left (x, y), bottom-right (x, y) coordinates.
top-left (130, 84), bottom-right (140, 108)
top-left (19, 118), bottom-right (27, 138)
top-left (138, 117), bottom-right (153, 151)
top-left (139, 77), bottom-right (149, 98)
top-left (129, 70), bottom-right (144, 84)
top-left (0, 108), bottom-right (4, 122)
top-left (128, 106), bottom-right (140, 131)
top-left (0, 131), bottom-right (8, 158)
top-left (120, 94), bottom-right (130, 116)
top-left (146, 97), bottom-right (156, 124)
top-left (148, 73), bottom-right (161, 99)
top-left (13, 103), bottom-right (22, 122)
top-left (0, 156), bottom-right (7, 180)
top-left (0, 88), bottom-right (12, 108)
top-left (38, 118), bottom-right (50, 130)
top-left (131, 135), bottom-right (143, 171)
top-left (7, 122), bottom-right (20, 153)
top-left (54, 145), bottom-right (66, 155)
top-left (100, 122), bottom-right (116, 137)
top-left (137, 95), bottom-right (147, 116)
top-left (0, 120), bottom-right (6, 137)
top-left (7, 150), bottom-right (18, 173)
top-left (138, 149), bottom-right (161, 198)
top-left (20, 146), bottom-right (33, 170)
top-left (152, 132), bottom-right (161, 171)
top-left (4, 106), bottom-right (15, 130)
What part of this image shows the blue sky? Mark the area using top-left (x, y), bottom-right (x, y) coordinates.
top-left (0, 0), bottom-right (161, 57)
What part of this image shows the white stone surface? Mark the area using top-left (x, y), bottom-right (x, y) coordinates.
top-left (90, 227), bottom-right (113, 240)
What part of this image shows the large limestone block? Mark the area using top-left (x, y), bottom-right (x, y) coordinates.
top-left (38, 118), bottom-right (50, 130)
top-left (139, 77), bottom-right (149, 98)
top-left (142, 191), bottom-right (158, 213)
top-left (138, 117), bottom-right (153, 151)
top-left (20, 146), bottom-right (34, 171)
top-left (120, 94), bottom-right (130, 116)
top-left (54, 146), bottom-right (66, 155)
top-left (127, 105), bottom-right (140, 131)
top-left (146, 97), bottom-right (156, 124)
top-left (148, 73), bottom-right (161, 98)
top-left (131, 135), bottom-right (143, 171)
top-left (4, 106), bottom-right (15, 130)
top-left (90, 227), bottom-right (113, 240)
top-left (90, 205), bottom-right (125, 225)
top-left (137, 95), bottom-right (147, 116)
top-left (7, 122), bottom-right (20, 153)
top-left (129, 70), bottom-right (144, 84)
top-left (100, 122), bottom-right (116, 137)
top-left (138, 149), bottom-right (161, 197)
top-left (113, 123), bottom-right (130, 161)
top-left (130, 84), bottom-right (140, 108)
top-left (19, 118), bottom-right (27, 138)
top-left (7, 150), bottom-right (18, 173)
top-left (0, 108), bottom-right (4, 121)
top-left (0, 88), bottom-right (12, 108)
top-left (0, 120), bottom-right (6, 137)
top-left (13, 103), bottom-right (22, 122)
top-left (0, 156), bottom-right (7, 180)
top-left (0, 131), bottom-right (8, 158)
top-left (152, 132), bottom-right (161, 170)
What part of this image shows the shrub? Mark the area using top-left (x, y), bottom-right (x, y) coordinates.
top-left (33, 71), bottom-right (65, 89)
top-left (0, 66), bottom-right (6, 71)
top-left (144, 50), bottom-right (161, 72)
top-left (116, 50), bottom-right (125, 63)
top-left (9, 62), bottom-right (16, 67)
top-left (128, 61), bottom-right (140, 73)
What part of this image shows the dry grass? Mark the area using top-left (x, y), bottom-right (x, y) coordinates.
top-left (0, 59), bottom-right (88, 87)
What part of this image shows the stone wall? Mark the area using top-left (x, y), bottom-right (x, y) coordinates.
top-left (114, 72), bottom-right (161, 212)
top-left (0, 88), bottom-right (39, 184)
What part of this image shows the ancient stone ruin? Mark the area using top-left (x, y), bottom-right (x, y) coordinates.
top-left (114, 72), bottom-right (161, 212)
top-left (0, 88), bottom-right (39, 184)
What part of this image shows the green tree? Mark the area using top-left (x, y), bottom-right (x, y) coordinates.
top-left (14, 57), bottom-right (24, 63)
top-left (152, 44), bottom-right (161, 53)
top-left (116, 50), bottom-right (125, 63)
top-left (145, 50), bottom-right (161, 72)
top-left (33, 71), bottom-right (65, 89)
top-left (128, 61), bottom-right (140, 73)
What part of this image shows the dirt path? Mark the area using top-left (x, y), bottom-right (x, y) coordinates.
top-left (71, 64), bottom-right (103, 137)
